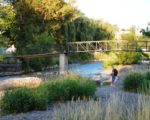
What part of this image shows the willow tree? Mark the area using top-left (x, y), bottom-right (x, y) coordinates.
top-left (60, 16), bottom-right (116, 43)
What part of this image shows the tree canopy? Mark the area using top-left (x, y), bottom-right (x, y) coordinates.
top-left (0, 0), bottom-right (116, 55)
top-left (141, 24), bottom-right (150, 37)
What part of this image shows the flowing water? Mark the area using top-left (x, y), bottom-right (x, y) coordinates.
top-left (69, 61), bottom-right (110, 81)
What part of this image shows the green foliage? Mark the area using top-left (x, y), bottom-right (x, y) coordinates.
top-left (0, 74), bottom-right (96, 114)
top-left (102, 51), bottom-right (143, 67)
top-left (28, 59), bottom-right (43, 72)
top-left (11, 0), bottom-right (78, 53)
top-left (31, 88), bottom-right (48, 111)
top-left (123, 72), bottom-right (144, 92)
top-left (144, 71), bottom-right (150, 80)
top-left (115, 52), bottom-right (142, 65)
top-left (120, 26), bottom-right (137, 40)
top-left (0, 88), bottom-right (48, 114)
top-left (0, 4), bottom-right (15, 47)
top-left (0, 5), bottom-right (15, 30)
top-left (22, 57), bottom-right (54, 72)
top-left (121, 33), bottom-right (136, 40)
top-left (38, 75), bottom-right (97, 102)
top-left (0, 0), bottom-right (117, 70)
top-left (140, 71), bottom-right (150, 93)
top-left (103, 59), bottom-right (117, 68)
top-left (123, 71), bottom-right (150, 93)
top-left (69, 53), bottom-right (94, 62)
top-left (0, 52), bottom-right (12, 63)
top-left (63, 17), bottom-right (115, 43)
top-left (141, 24), bottom-right (150, 37)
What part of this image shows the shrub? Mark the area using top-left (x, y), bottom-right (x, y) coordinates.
top-left (139, 71), bottom-right (150, 93)
top-left (103, 58), bottom-right (117, 68)
top-left (75, 79), bottom-right (97, 99)
top-left (61, 80), bottom-right (79, 100)
top-left (144, 71), bottom-right (150, 80)
top-left (1, 88), bottom-right (33, 114)
top-left (0, 88), bottom-right (48, 114)
top-left (38, 75), bottom-right (97, 102)
top-left (0, 74), bottom-right (97, 114)
top-left (31, 88), bottom-right (48, 110)
top-left (115, 52), bottom-right (142, 65)
top-left (139, 80), bottom-right (150, 94)
top-left (69, 53), bottom-right (94, 62)
top-left (123, 71), bottom-right (150, 93)
top-left (123, 72), bottom-right (144, 92)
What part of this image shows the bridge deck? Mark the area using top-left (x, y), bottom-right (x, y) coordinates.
top-left (67, 40), bottom-right (150, 53)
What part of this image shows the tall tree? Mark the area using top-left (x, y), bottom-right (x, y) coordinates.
top-left (0, 4), bottom-right (15, 47)
top-left (141, 23), bottom-right (150, 37)
top-left (11, 0), bottom-right (78, 54)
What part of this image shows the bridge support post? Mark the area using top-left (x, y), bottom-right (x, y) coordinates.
top-left (59, 53), bottom-right (68, 74)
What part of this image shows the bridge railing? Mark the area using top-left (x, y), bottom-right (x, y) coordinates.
top-left (67, 40), bottom-right (150, 52)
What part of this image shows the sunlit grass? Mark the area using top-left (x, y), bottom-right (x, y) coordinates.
top-left (53, 93), bottom-right (150, 120)
top-left (0, 77), bottom-right (42, 91)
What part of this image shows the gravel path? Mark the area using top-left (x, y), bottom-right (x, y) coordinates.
top-left (0, 64), bottom-right (149, 120)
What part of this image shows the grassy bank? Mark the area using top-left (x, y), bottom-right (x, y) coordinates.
top-left (0, 74), bottom-right (97, 115)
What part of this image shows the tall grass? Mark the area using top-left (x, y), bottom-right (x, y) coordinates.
top-left (0, 88), bottom-right (48, 114)
top-left (0, 74), bottom-right (97, 114)
top-left (38, 74), bottom-right (97, 102)
top-left (123, 70), bottom-right (150, 93)
top-left (53, 93), bottom-right (150, 120)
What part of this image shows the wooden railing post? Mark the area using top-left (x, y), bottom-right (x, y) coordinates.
top-left (127, 42), bottom-right (129, 51)
top-left (106, 42), bottom-right (108, 51)
top-left (77, 43), bottom-right (78, 52)
top-left (117, 42), bottom-right (119, 51)
top-left (146, 41), bottom-right (148, 52)
top-left (86, 43), bottom-right (88, 51)
top-left (96, 42), bottom-right (98, 50)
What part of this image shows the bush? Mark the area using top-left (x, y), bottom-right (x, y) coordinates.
top-left (123, 71), bottom-right (150, 93)
top-left (45, 82), bottom-right (69, 102)
top-left (38, 75), bottom-right (97, 102)
top-left (103, 52), bottom-right (144, 67)
top-left (31, 88), bottom-right (48, 110)
top-left (144, 71), bottom-right (150, 80)
top-left (0, 74), bottom-right (97, 114)
top-left (115, 52), bottom-right (142, 65)
top-left (69, 53), bottom-right (94, 63)
top-left (140, 71), bottom-right (150, 93)
top-left (0, 88), bottom-right (48, 114)
top-left (22, 57), bottom-right (55, 72)
top-left (75, 79), bottom-right (97, 99)
top-left (123, 72), bottom-right (144, 92)
top-left (103, 58), bottom-right (117, 68)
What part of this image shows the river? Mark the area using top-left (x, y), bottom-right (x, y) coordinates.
top-left (69, 61), bottom-right (110, 81)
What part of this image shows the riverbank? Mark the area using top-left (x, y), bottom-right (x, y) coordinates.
top-left (0, 64), bottom-right (150, 120)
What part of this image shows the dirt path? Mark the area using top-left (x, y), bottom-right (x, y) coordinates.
top-left (95, 64), bottom-right (149, 103)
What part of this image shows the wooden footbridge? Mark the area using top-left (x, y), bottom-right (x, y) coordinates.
top-left (67, 40), bottom-right (150, 53)
top-left (1, 40), bottom-right (150, 75)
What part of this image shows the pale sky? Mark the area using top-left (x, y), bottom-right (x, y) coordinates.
top-left (75, 0), bottom-right (150, 29)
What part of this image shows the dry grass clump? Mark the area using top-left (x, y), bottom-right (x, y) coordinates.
top-left (53, 93), bottom-right (150, 120)
top-left (0, 77), bottom-right (42, 91)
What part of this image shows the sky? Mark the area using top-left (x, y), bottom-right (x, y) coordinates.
top-left (75, 0), bottom-right (150, 29)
